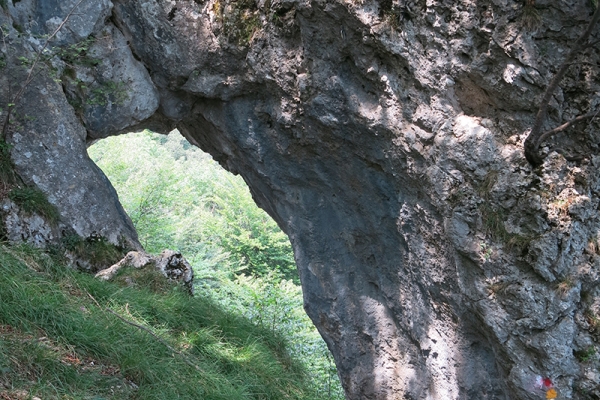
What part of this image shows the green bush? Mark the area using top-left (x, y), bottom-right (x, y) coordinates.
top-left (61, 233), bottom-right (124, 268)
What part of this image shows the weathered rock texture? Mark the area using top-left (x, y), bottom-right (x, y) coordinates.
top-left (1, 0), bottom-right (600, 398)
top-left (96, 250), bottom-right (194, 295)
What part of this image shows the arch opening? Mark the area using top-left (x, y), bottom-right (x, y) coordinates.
top-left (87, 129), bottom-right (345, 398)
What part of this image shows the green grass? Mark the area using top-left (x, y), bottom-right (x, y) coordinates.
top-left (8, 186), bottom-right (60, 224)
top-left (0, 244), bottom-right (320, 399)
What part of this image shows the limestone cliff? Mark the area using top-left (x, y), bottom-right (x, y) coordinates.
top-left (1, 0), bottom-right (599, 398)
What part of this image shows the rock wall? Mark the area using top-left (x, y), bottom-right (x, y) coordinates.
top-left (1, 0), bottom-right (600, 398)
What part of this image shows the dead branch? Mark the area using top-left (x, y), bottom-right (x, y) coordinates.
top-left (524, 5), bottom-right (600, 166)
top-left (1, 0), bottom-right (87, 137)
top-left (537, 109), bottom-right (600, 143)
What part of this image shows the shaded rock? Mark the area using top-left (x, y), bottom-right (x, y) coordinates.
top-left (0, 199), bottom-right (56, 247)
top-left (0, 10), bottom-right (141, 252)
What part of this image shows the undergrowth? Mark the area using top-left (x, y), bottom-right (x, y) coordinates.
top-left (0, 244), bottom-right (320, 399)
top-left (61, 234), bottom-right (124, 269)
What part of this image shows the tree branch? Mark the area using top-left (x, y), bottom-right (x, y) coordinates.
top-left (537, 109), bottom-right (599, 143)
top-left (524, 5), bottom-right (600, 166)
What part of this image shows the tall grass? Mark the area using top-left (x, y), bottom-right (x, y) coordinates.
top-left (0, 244), bottom-right (320, 399)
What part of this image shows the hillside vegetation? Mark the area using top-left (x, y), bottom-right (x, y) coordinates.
top-left (0, 244), bottom-right (317, 399)
top-left (0, 130), bottom-right (344, 399)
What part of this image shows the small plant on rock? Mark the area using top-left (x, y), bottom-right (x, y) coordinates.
top-left (575, 346), bottom-right (597, 362)
top-left (8, 186), bottom-right (60, 224)
top-left (62, 233), bottom-right (124, 269)
top-left (556, 276), bottom-right (575, 297)
top-left (0, 138), bottom-right (17, 190)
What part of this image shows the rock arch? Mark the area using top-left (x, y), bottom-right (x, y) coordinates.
top-left (1, 0), bottom-right (599, 398)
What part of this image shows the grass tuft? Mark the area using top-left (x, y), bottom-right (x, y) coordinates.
top-left (0, 244), bottom-right (320, 399)
top-left (479, 202), bottom-right (531, 251)
top-left (574, 346), bottom-right (597, 362)
top-left (8, 186), bottom-right (60, 224)
top-left (113, 266), bottom-right (179, 295)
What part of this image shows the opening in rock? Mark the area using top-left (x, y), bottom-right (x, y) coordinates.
top-left (87, 129), bottom-right (345, 398)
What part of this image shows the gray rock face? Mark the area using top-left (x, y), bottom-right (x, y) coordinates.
top-left (0, 3), bottom-right (140, 250)
top-left (1, 0), bottom-right (600, 398)
top-left (0, 198), bottom-right (57, 247)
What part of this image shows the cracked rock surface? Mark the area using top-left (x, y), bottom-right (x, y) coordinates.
top-left (1, 0), bottom-right (600, 398)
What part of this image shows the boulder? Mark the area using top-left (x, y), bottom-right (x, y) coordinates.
top-left (96, 250), bottom-right (194, 295)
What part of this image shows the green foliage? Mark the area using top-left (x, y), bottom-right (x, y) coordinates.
top-left (88, 130), bottom-right (344, 398)
top-left (61, 234), bottom-right (124, 268)
top-left (54, 36), bottom-right (100, 67)
top-left (87, 80), bottom-right (129, 106)
top-left (54, 36), bottom-right (128, 109)
top-left (8, 186), bottom-right (60, 223)
top-left (0, 244), bottom-right (321, 399)
top-left (200, 271), bottom-right (345, 399)
top-left (215, 0), bottom-right (261, 46)
top-left (0, 0), bottom-right (6, 11)
top-left (575, 346), bottom-right (597, 362)
top-left (89, 130), bottom-right (296, 281)
top-left (17, 55), bottom-right (31, 67)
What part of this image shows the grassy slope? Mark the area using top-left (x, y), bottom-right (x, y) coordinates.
top-left (0, 245), bottom-right (320, 400)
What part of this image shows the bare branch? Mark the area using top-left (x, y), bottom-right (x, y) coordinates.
top-left (524, 5), bottom-right (600, 166)
top-left (537, 109), bottom-right (599, 143)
